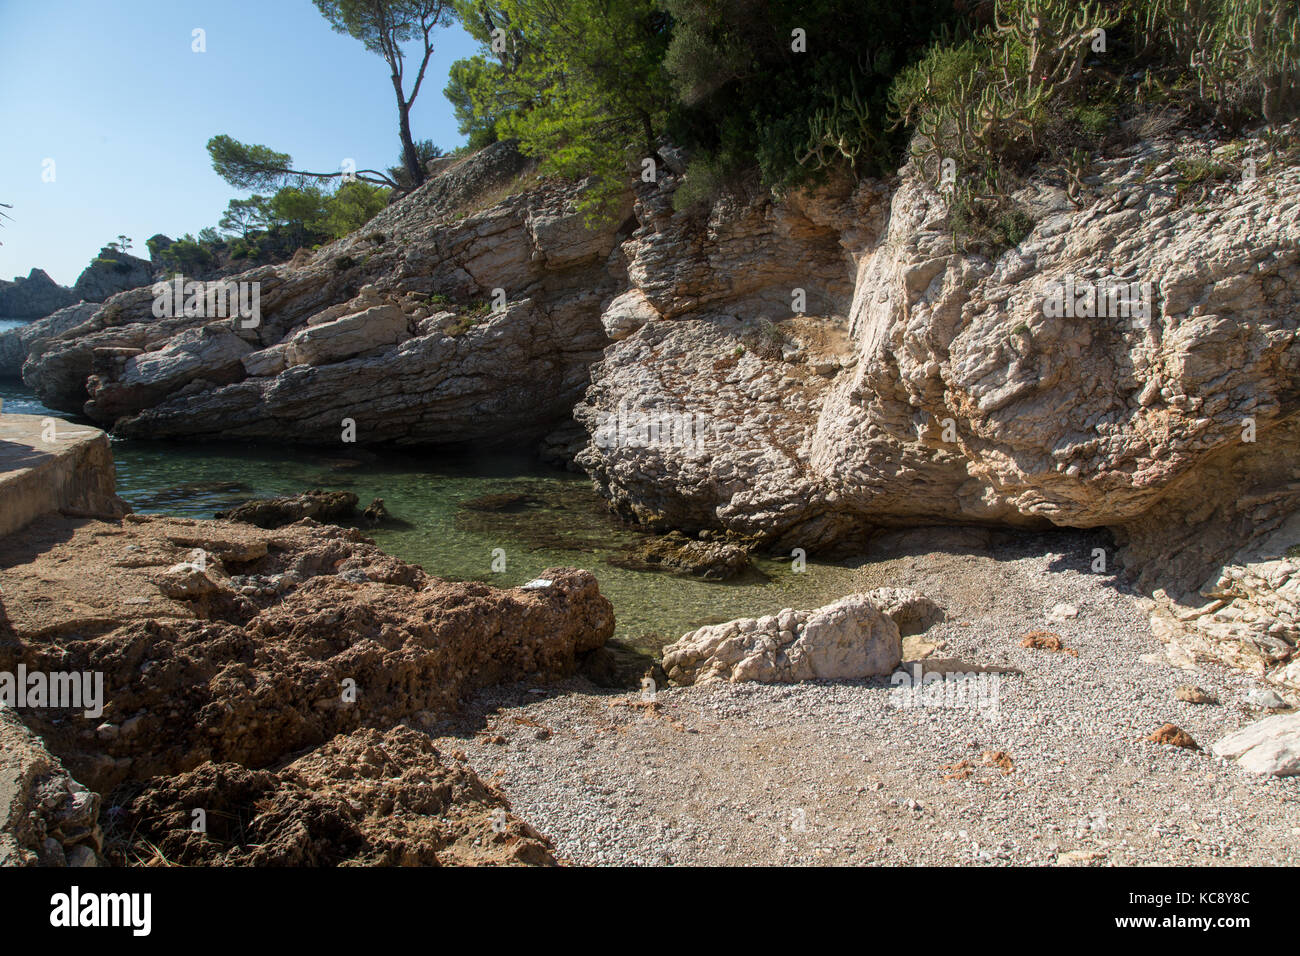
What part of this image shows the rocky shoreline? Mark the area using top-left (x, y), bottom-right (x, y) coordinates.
top-left (3, 118), bottom-right (1300, 867)
top-left (1, 418), bottom-right (1298, 866)
top-left (3, 129), bottom-right (1297, 703)
top-left (0, 439), bottom-right (614, 866)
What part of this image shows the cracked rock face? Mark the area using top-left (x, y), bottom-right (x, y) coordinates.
top-left (662, 587), bottom-right (941, 685)
top-left (579, 127), bottom-right (1300, 688)
top-left (11, 129), bottom-right (1300, 690)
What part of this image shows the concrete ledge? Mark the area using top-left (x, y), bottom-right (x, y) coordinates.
top-left (0, 414), bottom-right (129, 539)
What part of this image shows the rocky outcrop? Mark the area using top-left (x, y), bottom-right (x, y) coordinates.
top-left (611, 530), bottom-right (754, 580)
top-left (0, 423), bottom-right (609, 866)
top-left (0, 512), bottom-right (613, 794)
top-left (12, 126), bottom-right (1300, 692)
top-left (0, 709), bottom-right (102, 867)
top-left (0, 269), bottom-right (77, 319)
top-left (0, 249), bottom-right (148, 324)
top-left (581, 131), bottom-right (1300, 543)
top-left (21, 141), bottom-right (629, 448)
top-left (579, 125), bottom-right (1300, 689)
top-left (0, 302), bottom-right (98, 378)
top-left (106, 726), bottom-right (555, 866)
top-left (662, 588), bottom-right (941, 685)
top-left (0, 413), bottom-right (130, 538)
top-left (71, 247), bottom-right (153, 303)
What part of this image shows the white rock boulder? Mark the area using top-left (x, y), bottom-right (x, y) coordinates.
top-left (662, 587), bottom-right (940, 685)
top-left (1210, 713), bottom-right (1300, 776)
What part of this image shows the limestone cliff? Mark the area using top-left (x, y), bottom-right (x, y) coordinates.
top-left (9, 129), bottom-right (1300, 690)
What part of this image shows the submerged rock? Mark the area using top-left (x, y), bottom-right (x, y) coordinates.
top-left (662, 587), bottom-right (941, 685)
top-left (217, 489), bottom-right (360, 528)
top-left (361, 497), bottom-right (389, 526)
top-left (461, 491), bottom-right (546, 513)
top-left (611, 530), bottom-right (754, 580)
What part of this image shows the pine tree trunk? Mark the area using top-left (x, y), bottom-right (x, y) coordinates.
top-left (392, 76), bottom-right (424, 188)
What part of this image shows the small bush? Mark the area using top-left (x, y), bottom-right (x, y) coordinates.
top-left (1173, 156), bottom-right (1234, 202)
top-left (948, 184), bottom-right (1037, 257)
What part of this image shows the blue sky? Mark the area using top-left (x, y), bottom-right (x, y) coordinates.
top-left (0, 0), bottom-right (478, 285)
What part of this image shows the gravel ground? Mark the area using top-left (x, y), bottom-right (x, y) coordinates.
top-left (431, 529), bottom-right (1300, 866)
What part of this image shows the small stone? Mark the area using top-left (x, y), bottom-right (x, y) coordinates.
top-left (1047, 603), bottom-right (1080, 622)
top-left (1246, 689), bottom-right (1288, 710)
top-left (66, 845), bottom-right (98, 868)
top-left (1176, 685), bottom-right (1217, 705)
top-left (1147, 723), bottom-right (1199, 750)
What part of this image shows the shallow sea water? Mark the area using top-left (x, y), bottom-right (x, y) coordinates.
top-left (0, 366), bottom-right (862, 657)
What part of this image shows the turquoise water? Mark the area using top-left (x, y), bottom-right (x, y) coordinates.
top-left (108, 439), bottom-right (863, 646)
top-left (0, 366), bottom-right (863, 655)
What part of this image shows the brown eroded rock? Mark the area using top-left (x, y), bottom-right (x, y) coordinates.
top-left (0, 514), bottom-right (614, 793)
top-left (103, 726), bottom-right (555, 866)
top-left (1146, 723), bottom-right (1200, 750)
top-left (0, 709), bottom-right (103, 867)
top-left (1020, 630), bottom-right (1079, 657)
top-left (610, 530), bottom-right (755, 581)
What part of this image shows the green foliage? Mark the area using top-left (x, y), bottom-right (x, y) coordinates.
top-left (1138, 0), bottom-right (1300, 124)
top-left (315, 0), bottom-right (454, 187)
top-left (884, 0), bottom-right (1298, 254)
top-left (946, 181), bottom-right (1037, 256)
top-left (388, 139), bottom-right (445, 187)
top-left (153, 234), bottom-right (217, 274)
top-left (893, 0), bottom-right (1300, 197)
top-left (891, 0), bottom-right (1120, 183)
top-left (269, 185), bottom-right (332, 245)
top-left (207, 135), bottom-right (297, 191)
top-left (445, 55), bottom-right (506, 149)
top-left (1172, 155), bottom-right (1234, 202)
top-left (91, 256), bottom-right (133, 275)
top-left (450, 0), bottom-right (673, 219)
top-left (218, 195), bottom-right (272, 238)
top-left (662, 0), bottom-right (962, 202)
top-left (321, 181), bottom-right (390, 238)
